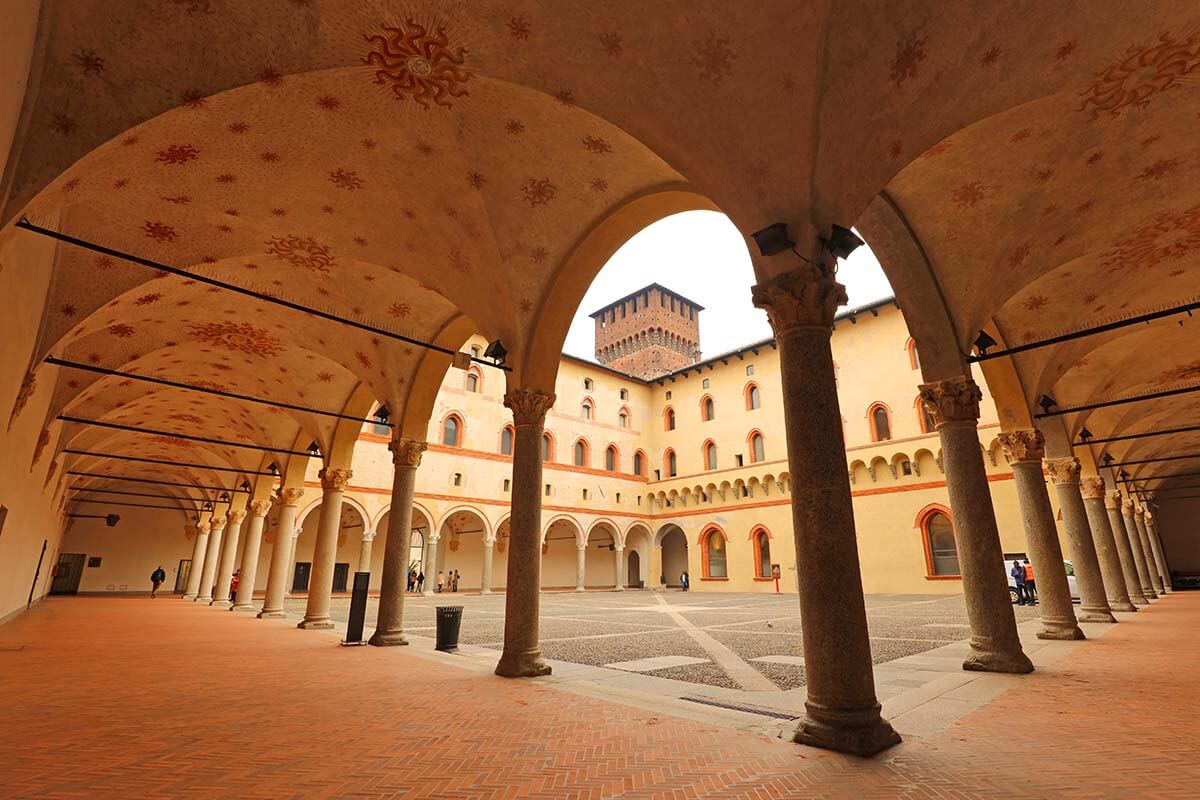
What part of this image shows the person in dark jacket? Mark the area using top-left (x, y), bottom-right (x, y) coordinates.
top-left (1011, 560), bottom-right (1027, 605)
top-left (150, 566), bottom-right (166, 598)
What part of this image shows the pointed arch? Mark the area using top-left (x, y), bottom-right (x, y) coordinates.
top-left (867, 402), bottom-right (893, 442)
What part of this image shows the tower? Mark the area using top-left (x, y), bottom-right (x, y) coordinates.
top-left (590, 283), bottom-right (703, 380)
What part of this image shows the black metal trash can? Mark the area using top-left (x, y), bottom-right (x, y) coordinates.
top-left (435, 606), bottom-right (463, 651)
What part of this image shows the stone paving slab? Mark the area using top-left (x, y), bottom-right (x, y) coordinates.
top-left (605, 654), bottom-right (710, 672)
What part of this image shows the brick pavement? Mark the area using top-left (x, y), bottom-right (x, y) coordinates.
top-left (1, 594), bottom-right (1197, 799)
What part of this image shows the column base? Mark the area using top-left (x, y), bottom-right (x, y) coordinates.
top-left (297, 617), bottom-right (334, 630)
top-left (210, 599), bottom-right (232, 608)
top-left (368, 630), bottom-right (409, 647)
top-left (230, 603), bottom-right (255, 612)
top-left (575, 586), bottom-right (586, 593)
top-left (1129, 595), bottom-right (1149, 606)
top-left (1108, 600), bottom-right (1138, 613)
top-left (181, 593), bottom-right (197, 601)
top-left (480, 588), bottom-right (492, 595)
top-left (963, 648), bottom-right (1034, 674)
top-left (1077, 607), bottom-right (1117, 624)
top-left (793, 702), bottom-right (900, 757)
top-left (423, 591), bottom-right (435, 598)
top-left (495, 649), bottom-right (553, 678)
top-left (615, 586), bottom-right (624, 592)
top-left (196, 595), bottom-right (213, 603)
top-left (1142, 588), bottom-right (1158, 599)
top-left (1036, 624), bottom-right (1086, 641)
top-left (257, 609), bottom-right (287, 619)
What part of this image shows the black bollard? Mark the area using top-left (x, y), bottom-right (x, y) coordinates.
top-left (342, 571), bottom-right (370, 646)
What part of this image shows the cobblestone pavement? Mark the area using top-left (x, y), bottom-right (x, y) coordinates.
top-left (282, 590), bottom-right (1042, 690)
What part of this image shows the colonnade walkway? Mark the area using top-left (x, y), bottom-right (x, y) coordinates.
top-left (2, 595), bottom-right (1197, 798)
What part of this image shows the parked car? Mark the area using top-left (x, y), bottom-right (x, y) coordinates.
top-left (1007, 560), bottom-right (1079, 603)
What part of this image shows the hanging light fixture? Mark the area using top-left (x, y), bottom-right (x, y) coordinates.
top-left (821, 224), bottom-right (864, 260)
top-left (750, 222), bottom-right (794, 257)
top-left (973, 330), bottom-right (997, 356)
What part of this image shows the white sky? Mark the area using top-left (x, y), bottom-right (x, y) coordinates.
top-left (562, 211), bottom-right (895, 362)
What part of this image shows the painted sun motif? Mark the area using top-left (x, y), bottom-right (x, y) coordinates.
top-left (693, 32), bottom-right (736, 84)
top-left (363, 19), bottom-right (472, 109)
top-left (265, 235), bottom-right (336, 273)
top-left (329, 168), bottom-right (363, 190)
top-left (521, 177), bottom-right (556, 207)
top-left (1079, 32), bottom-right (1200, 119)
top-left (950, 181), bottom-right (989, 209)
top-left (1103, 205), bottom-right (1200, 270)
top-left (890, 36), bottom-right (927, 85)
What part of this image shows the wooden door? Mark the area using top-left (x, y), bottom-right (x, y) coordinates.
top-left (50, 553), bottom-right (86, 595)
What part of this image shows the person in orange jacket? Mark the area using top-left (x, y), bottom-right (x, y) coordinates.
top-left (1023, 559), bottom-right (1037, 605)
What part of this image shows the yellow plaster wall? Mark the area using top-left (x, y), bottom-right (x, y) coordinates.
top-left (61, 506), bottom-right (192, 593)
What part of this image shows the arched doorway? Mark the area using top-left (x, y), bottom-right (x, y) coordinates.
top-left (293, 500), bottom-right (367, 595)
top-left (584, 521), bottom-right (620, 590)
top-left (627, 550), bottom-right (641, 588)
top-left (656, 524), bottom-right (689, 589)
top-left (436, 508), bottom-right (489, 593)
top-left (541, 517), bottom-right (583, 589)
top-left (624, 523), bottom-right (652, 590)
top-left (371, 506), bottom-right (432, 593)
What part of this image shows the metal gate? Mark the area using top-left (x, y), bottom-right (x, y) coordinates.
top-left (292, 562), bottom-right (312, 592)
top-left (332, 562), bottom-right (350, 593)
top-left (174, 559), bottom-right (192, 594)
top-left (50, 553), bottom-right (87, 595)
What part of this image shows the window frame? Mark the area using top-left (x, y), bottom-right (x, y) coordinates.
top-left (664, 448), bottom-right (677, 478)
top-left (744, 382), bottom-right (761, 411)
top-left (500, 424), bottom-right (515, 456)
top-left (700, 524), bottom-right (729, 579)
top-left (441, 413), bottom-right (464, 448)
top-left (700, 394), bottom-right (715, 422)
top-left (868, 402), bottom-right (893, 442)
top-left (605, 444), bottom-right (618, 472)
top-left (664, 406), bottom-right (676, 431)
top-left (702, 439), bottom-right (718, 471)
top-left (750, 526), bottom-right (773, 580)
top-left (747, 429), bottom-right (766, 464)
top-left (918, 505), bottom-right (961, 580)
top-left (573, 438), bottom-right (590, 468)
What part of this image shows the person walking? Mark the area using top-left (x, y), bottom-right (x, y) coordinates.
top-left (229, 570), bottom-right (240, 602)
top-left (1023, 558), bottom-right (1037, 605)
top-left (1011, 559), bottom-right (1027, 605)
top-left (150, 566), bottom-right (166, 598)
top-left (417, 571), bottom-right (425, 593)
top-left (680, 570), bottom-right (689, 592)
top-left (436, 570), bottom-right (445, 593)
top-left (452, 570), bottom-right (461, 592)
top-left (406, 570), bottom-right (415, 593)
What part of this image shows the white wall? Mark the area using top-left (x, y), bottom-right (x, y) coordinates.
top-left (58, 506), bottom-right (192, 593)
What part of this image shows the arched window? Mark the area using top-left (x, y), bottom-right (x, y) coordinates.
top-left (581, 398), bottom-right (593, 420)
top-left (464, 367), bottom-right (481, 393)
top-left (918, 398), bottom-right (937, 434)
top-left (442, 414), bottom-right (462, 447)
top-left (745, 383), bottom-right (761, 410)
top-left (542, 432), bottom-right (554, 462)
top-left (869, 403), bottom-right (892, 442)
top-left (703, 440), bottom-right (717, 470)
top-left (702, 527), bottom-right (728, 578)
top-left (664, 406), bottom-right (676, 431)
top-left (906, 337), bottom-right (920, 371)
top-left (574, 439), bottom-right (589, 467)
top-left (921, 508), bottom-right (960, 577)
top-left (605, 445), bottom-right (617, 471)
top-left (500, 425), bottom-right (514, 456)
top-left (749, 431), bottom-right (765, 464)
top-left (633, 450), bottom-right (645, 476)
top-left (752, 527), bottom-right (772, 578)
top-left (701, 395), bottom-right (715, 421)
top-left (618, 406), bottom-right (631, 429)
top-left (665, 449), bottom-right (677, 478)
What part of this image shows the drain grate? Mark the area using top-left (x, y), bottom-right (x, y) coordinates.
top-left (678, 695), bottom-right (800, 721)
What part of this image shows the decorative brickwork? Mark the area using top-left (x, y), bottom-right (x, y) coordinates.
top-left (590, 283), bottom-right (703, 379)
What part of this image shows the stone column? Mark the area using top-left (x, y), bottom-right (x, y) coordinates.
top-left (358, 533), bottom-right (374, 574)
top-left (1122, 498), bottom-right (1157, 599)
top-left (258, 487), bottom-right (304, 618)
top-left (284, 532), bottom-right (300, 599)
top-left (920, 376), bottom-right (1033, 673)
top-left (1080, 477), bottom-right (1136, 612)
top-left (1133, 509), bottom-right (1165, 595)
top-left (196, 516), bottom-right (227, 603)
top-left (1046, 459), bottom-right (1115, 623)
top-left (575, 542), bottom-right (587, 592)
top-left (1144, 510), bottom-right (1171, 592)
top-left (421, 535), bottom-right (436, 596)
top-left (299, 467), bottom-right (353, 630)
top-left (1106, 492), bottom-right (1149, 605)
top-left (753, 264), bottom-right (900, 756)
top-left (232, 499), bottom-right (270, 611)
top-left (182, 518), bottom-right (211, 600)
top-left (481, 539), bottom-right (494, 594)
top-left (369, 439), bottom-right (426, 647)
top-left (496, 388), bottom-right (556, 679)
top-left (614, 545), bottom-right (626, 591)
top-left (648, 540), bottom-right (663, 591)
top-left (998, 430), bottom-right (1083, 639)
top-left (211, 508), bottom-right (246, 607)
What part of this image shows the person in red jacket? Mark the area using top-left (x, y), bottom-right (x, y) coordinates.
top-left (1023, 559), bottom-right (1037, 605)
top-left (229, 570), bottom-right (240, 602)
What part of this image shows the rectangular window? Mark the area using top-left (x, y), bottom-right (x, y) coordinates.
top-left (746, 365), bottom-right (755, 376)
top-left (503, 479), bottom-right (511, 492)
top-left (654, 469), bottom-right (661, 480)
top-left (619, 388), bottom-right (629, 400)
top-left (735, 454), bottom-right (744, 467)
top-left (615, 492), bottom-right (621, 503)
top-left (665, 390), bottom-right (672, 400)
top-left (544, 484), bottom-right (552, 496)
top-left (582, 488), bottom-right (589, 499)
top-left (637, 495), bottom-right (642, 506)
top-left (702, 378), bottom-right (710, 389)
top-left (453, 473), bottom-right (462, 486)
top-left (902, 461), bottom-right (913, 476)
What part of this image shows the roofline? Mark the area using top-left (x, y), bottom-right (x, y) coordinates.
top-left (587, 283), bottom-right (705, 318)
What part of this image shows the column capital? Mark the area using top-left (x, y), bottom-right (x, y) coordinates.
top-left (1143, 508), bottom-right (1154, 522)
top-left (918, 376), bottom-right (982, 427)
top-left (577, 542), bottom-right (589, 551)
top-left (504, 388), bottom-right (556, 425)
top-left (249, 499), bottom-right (271, 517)
top-left (197, 518), bottom-right (212, 535)
top-left (274, 486), bottom-right (305, 507)
top-left (210, 516), bottom-right (228, 533)
top-left (227, 509), bottom-right (247, 525)
top-left (1079, 475), bottom-right (1106, 500)
top-left (1122, 497), bottom-right (1136, 513)
top-left (1105, 490), bottom-right (1123, 510)
top-left (389, 438), bottom-right (428, 468)
top-left (1045, 457), bottom-right (1081, 486)
top-left (998, 428), bottom-right (1044, 463)
top-left (750, 262), bottom-right (847, 334)
top-left (319, 467), bottom-right (353, 492)
top-left (361, 530), bottom-right (377, 542)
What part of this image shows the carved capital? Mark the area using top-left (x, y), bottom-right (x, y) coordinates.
top-left (1079, 475), bottom-right (1106, 500)
top-left (227, 509), bottom-right (247, 525)
top-left (7, 371), bottom-right (37, 432)
top-left (1045, 457), bottom-right (1081, 486)
top-left (210, 516), bottom-right (227, 533)
top-left (31, 428), bottom-right (51, 469)
top-left (918, 376), bottom-right (982, 427)
top-left (274, 486), bottom-right (305, 507)
top-left (389, 438), bottom-right (428, 468)
top-left (504, 388), bottom-right (556, 426)
top-left (249, 499), bottom-right (271, 517)
top-left (197, 518), bottom-right (212, 535)
top-left (1105, 490), bottom-right (1123, 510)
top-left (319, 467), bottom-right (353, 492)
top-left (1143, 508), bottom-right (1154, 523)
top-left (750, 262), bottom-right (847, 334)
top-left (1122, 497), bottom-right (1135, 513)
top-left (998, 428), bottom-right (1044, 464)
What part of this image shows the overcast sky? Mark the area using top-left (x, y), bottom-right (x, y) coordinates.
top-left (562, 211), bottom-right (895, 362)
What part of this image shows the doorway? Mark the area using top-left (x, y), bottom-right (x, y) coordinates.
top-left (332, 562), bottom-right (350, 593)
top-left (174, 559), bottom-right (192, 594)
top-left (50, 553), bottom-right (86, 595)
top-left (660, 528), bottom-right (689, 588)
top-left (292, 562), bottom-right (312, 592)
top-left (627, 550), bottom-right (641, 588)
